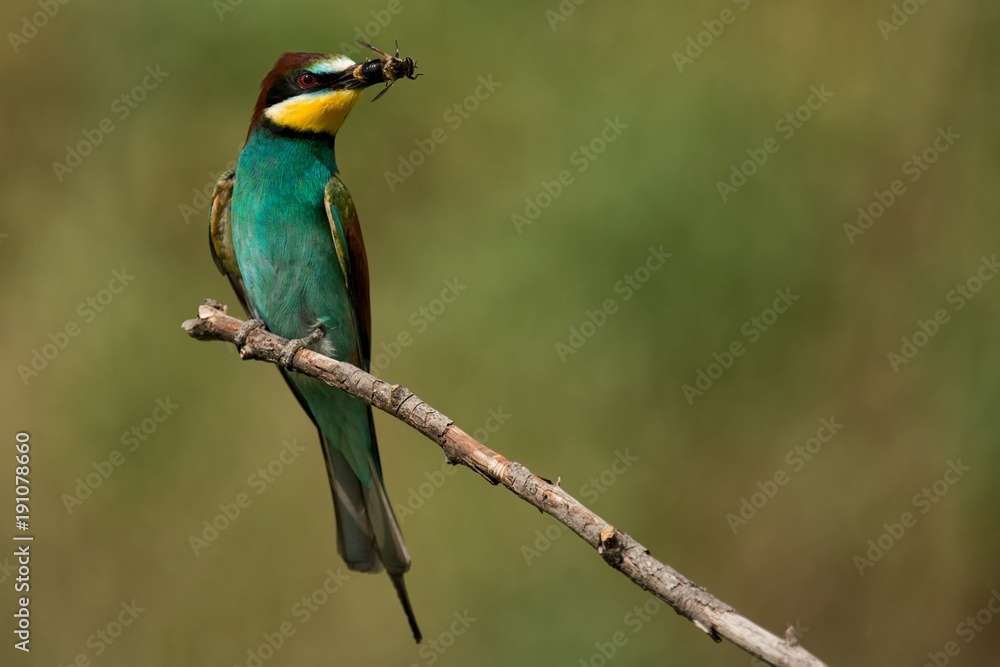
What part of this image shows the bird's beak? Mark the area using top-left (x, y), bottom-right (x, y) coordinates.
top-left (331, 62), bottom-right (392, 91)
top-left (332, 45), bottom-right (418, 98)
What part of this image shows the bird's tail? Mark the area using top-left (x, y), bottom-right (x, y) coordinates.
top-left (323, 433), bottom-right (422, 642)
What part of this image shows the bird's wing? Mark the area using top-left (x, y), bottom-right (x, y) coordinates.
top-left (323, 175), bottom-right (372, 367)
top-left (208, 170), bottom-right (252, 314)
top-left (323, 178), bottom-right (415, 634)
top-left (322, 175), bottom-right (407, 535)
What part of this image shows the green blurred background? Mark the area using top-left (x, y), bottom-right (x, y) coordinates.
top-left (2, 0), bottom-right (999, 664)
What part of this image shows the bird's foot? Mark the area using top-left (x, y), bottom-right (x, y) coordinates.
top-left (280, 327), bottom-right (325, 369)
top-left (234, 318), bottom-right (266, 352)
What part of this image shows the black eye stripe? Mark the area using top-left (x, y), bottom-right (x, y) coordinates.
top-left (264, 68), bottom-right (359, 108)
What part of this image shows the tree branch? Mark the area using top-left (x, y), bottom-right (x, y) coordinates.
top-left (182, 300), bottom-right (827, 667)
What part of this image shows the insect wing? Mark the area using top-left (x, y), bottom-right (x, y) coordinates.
top-left (371, 80), bottom-right (395, 102)
top-left (355, 38), bottom-right (391, 60)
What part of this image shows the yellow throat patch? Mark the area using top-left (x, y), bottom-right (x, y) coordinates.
top-left (264, 89), bottom-right (363, 136)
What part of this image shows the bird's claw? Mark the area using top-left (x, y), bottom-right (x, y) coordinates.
top-left (280, 328), bottom-right (325, 369)
top-left (234, 318), bottom-right (266, 350)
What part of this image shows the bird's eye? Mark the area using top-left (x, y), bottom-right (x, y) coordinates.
top-left (298, 73), bottom-right (317, 87)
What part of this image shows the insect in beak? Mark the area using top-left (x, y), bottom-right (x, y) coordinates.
top-left (355, 39), bottom-right (422, 102)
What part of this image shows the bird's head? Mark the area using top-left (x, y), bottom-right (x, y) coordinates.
top-left (248, 52), bottom-right (372, 140)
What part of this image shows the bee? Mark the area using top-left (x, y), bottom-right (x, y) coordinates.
top-left (355, 39), bottom-right (421, 102)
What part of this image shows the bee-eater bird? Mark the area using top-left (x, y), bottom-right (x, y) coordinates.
top-left (208, 47), bottom-right (421, 641)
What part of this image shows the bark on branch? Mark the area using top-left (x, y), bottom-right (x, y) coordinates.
top-left (182, 300), bottom-right (827, 667)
